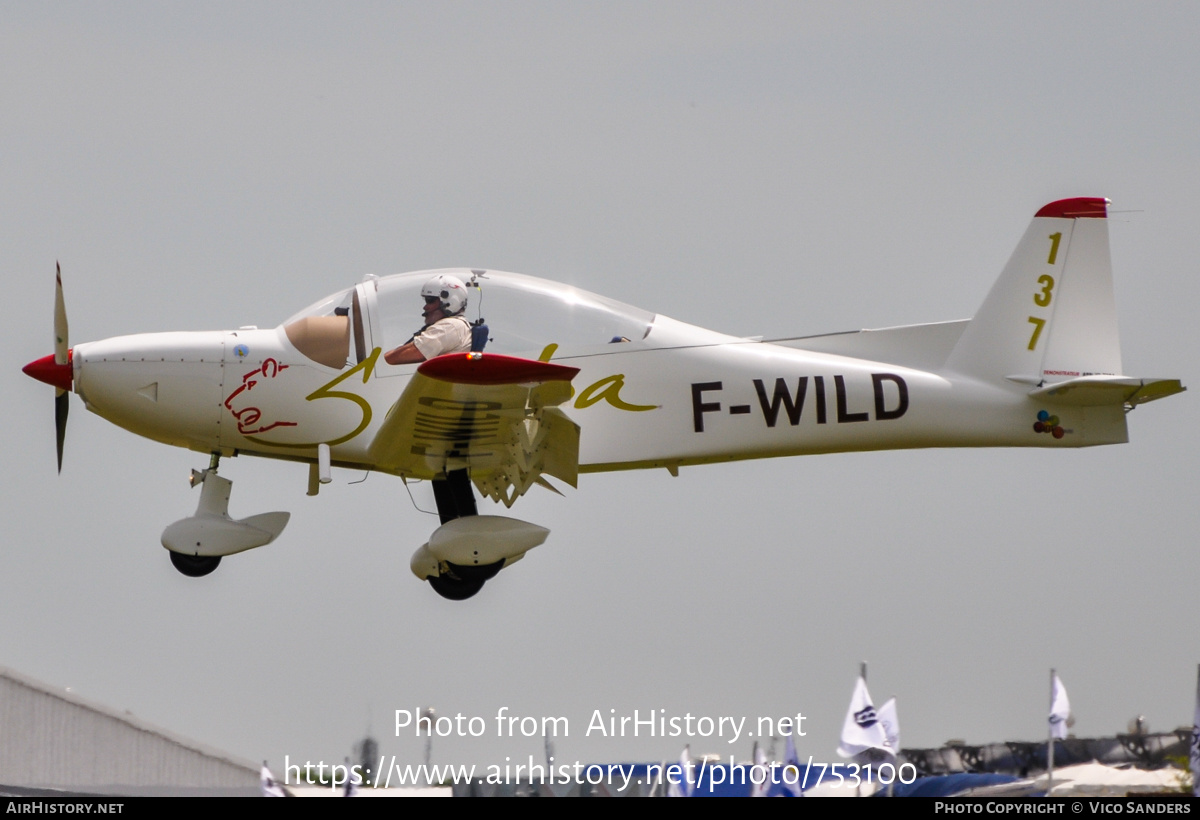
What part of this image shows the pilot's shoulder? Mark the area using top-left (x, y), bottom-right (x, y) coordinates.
top-left (421, 315), bottom-right (472, 355)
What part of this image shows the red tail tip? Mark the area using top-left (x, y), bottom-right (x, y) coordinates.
top-left (1035, 197), bottom-right (1109, 219)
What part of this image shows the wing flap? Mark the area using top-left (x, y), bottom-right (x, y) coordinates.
top-left (368, 353), bottom-right (581, 505)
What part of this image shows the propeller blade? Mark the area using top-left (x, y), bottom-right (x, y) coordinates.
top-left (21, 265), bottom-right (74, 471)
top-left (54, 261), bottom-right (68, 365)
top-left (54, 263), bottom-right (70, 471)
top-left (55, 390), bottom-right (68, 474)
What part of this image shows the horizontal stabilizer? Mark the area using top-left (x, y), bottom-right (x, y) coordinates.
top-left (1028, 376), bottom-right (1185, 407)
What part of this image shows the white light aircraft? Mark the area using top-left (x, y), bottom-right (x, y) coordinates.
top-left (23, 198), bottom-right (1184, 599)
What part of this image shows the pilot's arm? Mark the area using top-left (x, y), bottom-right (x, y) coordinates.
top-left (385, 318), bottom-right (471, 365)
top-left (384, 342), bottom-right (425, 365)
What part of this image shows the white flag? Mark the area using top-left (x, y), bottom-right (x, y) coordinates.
top-left (837, 676), bottom-right (889, 759)
top-left (1049, 673), bottom-right (1070, 740)
top-left (260, 763), bottom-right (286, 798)
top-left (750, 743), bottom-right (770, 798)
top-left (877, 697), bottom-right (900, 757)
top-left (667, 745), bottom-right (694, 797)
top-left (781, 731), bottom-right (803, 797)
top-left (1190, 665), bottom-right (1199, 798)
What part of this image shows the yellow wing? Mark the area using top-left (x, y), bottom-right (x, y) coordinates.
top-left (367, 352), bottom-right (580, 506)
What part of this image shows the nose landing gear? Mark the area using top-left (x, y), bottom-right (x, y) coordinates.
top-left (162, 454), bottom-right (290, 577)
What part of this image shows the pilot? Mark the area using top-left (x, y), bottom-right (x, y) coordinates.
top-left (384, 274), bottom-right (473, 365)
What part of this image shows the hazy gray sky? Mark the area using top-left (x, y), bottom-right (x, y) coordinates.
top-left (4, 2), bottom-right (1197, 774)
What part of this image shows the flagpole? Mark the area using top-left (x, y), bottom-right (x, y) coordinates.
top-left (1191, 663), bottom-right (1199, 798)
top-left (858, 661), bottom-right (866, 799)
top-left (1046, 668), bottom-right (1055, 794)
top-left (886, 693), bottom-right (896, 798)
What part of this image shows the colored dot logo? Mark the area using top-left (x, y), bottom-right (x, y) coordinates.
top-left (234, 344), bottom-right (249, 358)
top-left (1033, 410), bottom-right (1065, 439)
top-left (853, 706), bottom-right (879, 728)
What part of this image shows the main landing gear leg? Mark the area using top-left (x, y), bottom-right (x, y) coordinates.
top-left (431, 468), bottom-right (477, 523)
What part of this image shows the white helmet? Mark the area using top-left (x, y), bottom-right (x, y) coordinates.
top-left (421, 274), bottom-right (468, 316)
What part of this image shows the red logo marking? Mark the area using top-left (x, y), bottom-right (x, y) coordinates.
top-left (224, 358), bottom-right (300, 436)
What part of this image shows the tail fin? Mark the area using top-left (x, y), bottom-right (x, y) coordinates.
top-left (946, 197), bottom-right (1122, 384)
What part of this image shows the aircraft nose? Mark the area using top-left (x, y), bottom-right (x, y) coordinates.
top-left (23, 351), bottom-right (73, 391)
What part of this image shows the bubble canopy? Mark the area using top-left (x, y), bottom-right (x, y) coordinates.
top-left (284, 269), bottom-right (655, 365)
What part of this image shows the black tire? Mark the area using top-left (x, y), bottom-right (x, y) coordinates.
top-left (428, 573), bottom-right (485, 601)
top-left (446, 559), bottom-right (504, 583)
top-left (169, 551), bottom-right (221, 578)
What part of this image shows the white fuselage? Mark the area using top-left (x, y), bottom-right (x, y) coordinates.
top-left (71, 309), bottom-right (1126, 481)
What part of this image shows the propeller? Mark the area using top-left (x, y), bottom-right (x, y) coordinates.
top-left (53, 263), bottom-right (69, 472)
top-left (22, 263), bottom-right (73, 472)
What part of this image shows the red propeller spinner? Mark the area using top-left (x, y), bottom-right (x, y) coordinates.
top-left (23, 350), bottom-right (73, 392)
